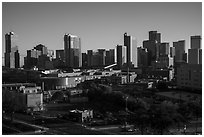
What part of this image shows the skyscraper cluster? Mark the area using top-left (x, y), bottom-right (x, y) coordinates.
top-left (82, 48), bottom-right (115, 68)
top-left (4, 31), bottom-right (202, 75)
top-left (24, 44), bottom-right (54, 70)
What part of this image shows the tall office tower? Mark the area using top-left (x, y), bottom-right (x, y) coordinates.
top-left (109, 49), bottom-right (115, 65)
top-left (124, 32), bottom-right (137, 68)
top-left (105, 49), bottom-right (115, 66)
top-left (64, 33), bottom-right (82, 68)
top-left (170, 47), bottom-right (175, 58)
top-left (116, 45), bottom-right (126, 69)
top-left (173, 40), bottom-right (186, 62)
top-left (4, 32), bottom-right (20, 68)
top-left (143, 31), bottom-right (161, 66)
top-left (188, 35), bottom-right (202, 64)
top-left (34, 44), bottom-right (48, 55)
top-left (188, 49), bottom-right (201, 64)
top-left (137, 47), bottom-right (148, 67)
top-left (10, 46), bottom-right (20, 68)
top-left (191, 35), bottom-right (201, 49)
top-left (5, 32), bottom-right (12, 67)
top-left (105, 50), bottom-right (110, 66)
top-left (149, 31), bottom-right (161, 60)
top-left (149, 31), bottom-right (161, 43)
top-left (159, 42), bottom-right (170, 56)
top-left (87, 50), bottom-right (93, 67)
top-left (98, 49), bottom-right (106, 67)
top-left (82, 53), bottom-right (88, 67)
top-left (56, 50), bottom-right (65, 61)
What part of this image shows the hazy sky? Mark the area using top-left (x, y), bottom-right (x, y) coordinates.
top-left (2, 2), bottom-right (202, 66)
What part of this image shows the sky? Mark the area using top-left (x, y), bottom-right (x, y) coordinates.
top-left (2, 2), bottom-right (202, 66)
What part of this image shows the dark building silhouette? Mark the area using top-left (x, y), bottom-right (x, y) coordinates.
top-left (97, 49), bottom-right (106, 67)
top-left (143, 31), bottom-right (161, 66)
top-left (87, 50), bottom-right (93, 67)
top-left (56, 50), bottom-right (65, 61)
top-left (173, 40), bottom-right (186, 63)
top-left (124, 33), bottom-right (131, 68)
top-left (82, 53), bottom-right (88, 67)
top-left (188, 35), bottom-right (202, 64)
top-left (34, 44), bottom-right (48, 55)
top-left (105, 49), bottom-right (115, 66)
top-left (4, 32), bottom-right (20, 68)
top-left (116, 45), bottom-right (126, 69)
top-left (137, 47), bottom-right (148, 67)
top-left (191, 35), bottom-right (201, 49)
top-left (124, 32), bottom-right (137, 68)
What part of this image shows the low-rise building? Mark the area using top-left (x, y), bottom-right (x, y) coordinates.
top-left (69, 109), bottom-right (93, 123)
top-left (2, 86), bottom-right (43, 112)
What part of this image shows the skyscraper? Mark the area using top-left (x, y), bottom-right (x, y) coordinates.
top-left (124, 33), bottom-right (131, 68)
top-left (191, 35), bottom-right (201, 49)
top-left (173, 40), bottom-right (186, 63)
top-left (4, 32), bottom-right (20, 68)
top-left (97, 49), bottom-right (106, 67)
top-left (137, 47), bottom-right (148, 67)
top-left (105, 49), bottom-right (115, 66)
top-left (82, 53), bottom-right (88, 67)
top-left (87, 50), bottom-right (93, 67)
top-left (188, 35), bottom-right (202, 64)
top-left (116, 45), bottom-right (126, 69)
top-left (124, 32), bottom-right (137, 68)
top-left (143, 31), bottom-right (161, 66)
top-left (34, 44), bottom-right (48, 55)
top-left (64, 34), bottom-right (82, 68)
top-left (159, 42), bottom-right (170, 56)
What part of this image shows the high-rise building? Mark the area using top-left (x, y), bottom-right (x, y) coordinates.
top-left (149, 31), bottom-right (161, 43)
top-left (25, 49), bottom-right (41, 68)
top-left (124, 32), bottom-right (137, 68)
top-left (143, 31), bottom-right (161, 66)
top-left (34, 44), bottom-right (48, 55)
top-left (173, 40), bottom-right (186, 63)
top-left (159, 42), bottom-right (170, 56)
top-left (4, 32), bottom-right (20, 68)
top-left (64, 34), bottom-right (82, 68)
top-left (97, 49), bottom-right (106, 67)
top-left (24, 44), bottom-right (54, 69)
top-left (137, 47), bottom-right (148, 67)
top-left (116, 45), bottom-right (126, 69)
top-left (82, 53), bottom-right (88, 67)
top-left (87, 50), bottom-right (93, 67)
top-left (170, 47), bottom-right (175, 58)
top-left (105, 49), bottom-right (115, 66)
top-left (188, 49), bottom-right (200, 64)
top-left (188, 35), bottom-right (202, 65)
top-left (191, 35), bottom-right (201, 49)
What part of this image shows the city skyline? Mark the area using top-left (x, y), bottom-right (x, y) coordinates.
top-left (2, 2), bottom-right (202, 66)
